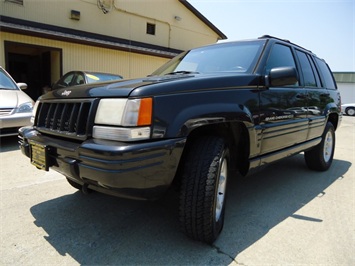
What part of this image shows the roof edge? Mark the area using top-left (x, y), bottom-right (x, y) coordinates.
top-left (333, 72), bottom-right (355, 83)
top-left (0, 16), bottom-right (182, 58)
top-left (179, 0), bottom-right (227, 40)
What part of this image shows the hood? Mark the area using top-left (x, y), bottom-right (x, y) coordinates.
top-left (0, 89), bottom-right (33, 108)
top-left (41, 73), bottom-right (261, 100)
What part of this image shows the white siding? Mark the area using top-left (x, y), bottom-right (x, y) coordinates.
top-left (0, 32), bottom-right (168, 79)
top-left (1, 0), bottom-right (221, 50)
top-left (338, 83), bottom-right (355, 104)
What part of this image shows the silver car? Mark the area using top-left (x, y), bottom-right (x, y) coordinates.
top-left (0, 66), bottom-right (34, 137)
top-left (341, 103), bottom-right (355, 116)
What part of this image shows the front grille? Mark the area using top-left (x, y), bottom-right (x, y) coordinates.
top-left (0, 108), bottom-right (13, 116)
top-left (35, 99), bottom-right (98, 140)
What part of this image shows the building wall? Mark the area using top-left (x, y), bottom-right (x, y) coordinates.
top-left (338, 83), bottom-right (355, 104)
top-left (0, 31), bottom-right (169, 79)
top-left (1, 0), bottom-right (221, 50)
top-left (0, 0), bottom-right (223, 100)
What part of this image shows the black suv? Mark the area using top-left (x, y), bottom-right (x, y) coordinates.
top-left (19, 35), bottom-right (342, 243)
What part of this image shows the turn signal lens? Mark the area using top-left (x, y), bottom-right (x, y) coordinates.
top-left (122, 98), bottom-right (153, 126)
top-left (137, 98), bottom-right (153, 126)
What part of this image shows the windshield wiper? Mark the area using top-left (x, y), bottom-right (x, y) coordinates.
top-left (164, 71), bottom-right (199, 75)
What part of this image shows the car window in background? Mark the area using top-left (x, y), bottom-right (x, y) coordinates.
top-left (56, 72), bottom-right (75, 89)
top-left (74, 73), bottom-right (85, 86)
top-left (0, 69), bottom-right (18, 90)
top-left (85, 73), bottom-right (123, 83)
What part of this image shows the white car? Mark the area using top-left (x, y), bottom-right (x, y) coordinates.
top-left (341, 103), bottom-right (355, 116)
top-left (0, 66), bottom-right (34, 137)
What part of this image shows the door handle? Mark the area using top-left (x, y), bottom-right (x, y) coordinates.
top-left (296, 94), bottom-right (308, 99)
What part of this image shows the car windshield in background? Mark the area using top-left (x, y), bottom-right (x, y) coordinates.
top-left (85, 73), bottom-right (123, 83)
top-left (0, 69), bottom-right (18, 90)
top-left (152, 40), bottom-right (265, 76)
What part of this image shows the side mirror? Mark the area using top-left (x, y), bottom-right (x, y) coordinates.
top-left (17, 82), bottom-right (28, 90)
top-left (268, 67), bottom-right (298, 87)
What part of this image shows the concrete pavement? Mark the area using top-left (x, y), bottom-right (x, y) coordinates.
top-left (1, 116), bottom-right (354, 265)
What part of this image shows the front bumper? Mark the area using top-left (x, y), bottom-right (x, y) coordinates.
top-left (0, 113), bottom-right (32, 136)
top-left (19, 127), bottom-right (186, 200)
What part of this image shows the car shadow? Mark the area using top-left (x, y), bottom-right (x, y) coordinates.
top-left (0, 136), bottom-right (19, 152)
top-left (29, 155), bottom-right (351, 265)
top-left (216, 154), bottom-right (351, 258)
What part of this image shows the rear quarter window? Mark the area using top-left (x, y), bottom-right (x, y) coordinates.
top-left (315, 58), bottom-right (336, 89)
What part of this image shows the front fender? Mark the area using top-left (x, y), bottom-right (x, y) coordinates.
top-left (152, 89), bottom-right (259, 139)
top-left (175, 103), bottom-right (253, 137)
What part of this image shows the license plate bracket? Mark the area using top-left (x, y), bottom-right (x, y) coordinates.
top-left (30, 141), bottom-right (49, 171)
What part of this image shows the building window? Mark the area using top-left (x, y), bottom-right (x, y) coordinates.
top-left (146, 23), bottom-right (156, 35)
top-left (5, 0), bottom-right (23, 5)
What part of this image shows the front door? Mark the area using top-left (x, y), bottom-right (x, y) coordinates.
top-left (259, 43), bottom-right (309, 155)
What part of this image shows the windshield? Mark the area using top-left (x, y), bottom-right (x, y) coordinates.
top-left (152, 40), bottom-right (265, 76)
top-left (0, 68), bottom-right (18, 90)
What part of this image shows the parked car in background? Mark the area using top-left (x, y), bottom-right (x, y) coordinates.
top-left (0, 66), bottom-right (34, 137)
top-left (51, 71), bottom-right (123, 90)
top-left (341, 103), bottom-right (355, 116)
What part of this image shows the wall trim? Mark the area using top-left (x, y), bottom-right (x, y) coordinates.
top-left (0, 16), bottom-right (182, 59)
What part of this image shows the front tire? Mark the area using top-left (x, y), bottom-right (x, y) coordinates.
top-left (179, 136), bottom-right (230, 244)
top-left (304, 122), bottom-right (335, 171)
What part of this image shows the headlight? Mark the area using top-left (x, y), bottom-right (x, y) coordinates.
top-left (15, 102), bottom-right (33, 113)
top-left (30, 101), bottom-right (40, 124)
top-left (94, 98), bottom-right (153, 141)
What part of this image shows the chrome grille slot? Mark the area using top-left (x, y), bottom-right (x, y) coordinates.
top-left (0, 108), bottom-right (13, 116)
top-left (35, 99), bottom-right (98, 140)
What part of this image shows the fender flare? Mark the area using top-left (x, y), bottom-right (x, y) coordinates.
top-left (167, 103), bottom-right (254, 137)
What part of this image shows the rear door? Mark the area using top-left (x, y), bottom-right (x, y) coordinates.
top-left (259, 43), bottom-right (309, 154)
top-left (305, 55), bottom-right (339, 139)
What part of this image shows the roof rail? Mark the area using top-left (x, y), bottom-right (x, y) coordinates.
top-left (258, 34), bottom-right (312, 53)
top-left (258, 35), bottom-right (290, 43)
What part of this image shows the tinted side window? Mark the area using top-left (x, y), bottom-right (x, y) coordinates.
top-left (296, 50), bottom-right (316, 87)
top-left (307, 55), bottom-right (321, 87)
top-left (315, 58), bottom-right (336, 89)
top-left (266, 44), bottom-right (297, 72)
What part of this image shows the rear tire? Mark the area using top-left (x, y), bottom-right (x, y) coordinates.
top-left (304, 122), bottom-right (335, 171)
top-left (345, 107), bottom-right (355, 116)
top-left (179, 136), bottom-right (230, 244)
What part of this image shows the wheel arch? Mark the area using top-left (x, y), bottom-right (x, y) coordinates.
top-left (327, 112), bottom-right (340, 131)
top-left (323, 101), bottom-right (341, 131)
top-left (174, 121), bottom-right (251, 187)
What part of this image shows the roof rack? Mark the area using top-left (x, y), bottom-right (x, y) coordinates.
top-left (258, 35), bottom-right (290, 43)
top-left (258, 35), bottom-right (312, 53)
